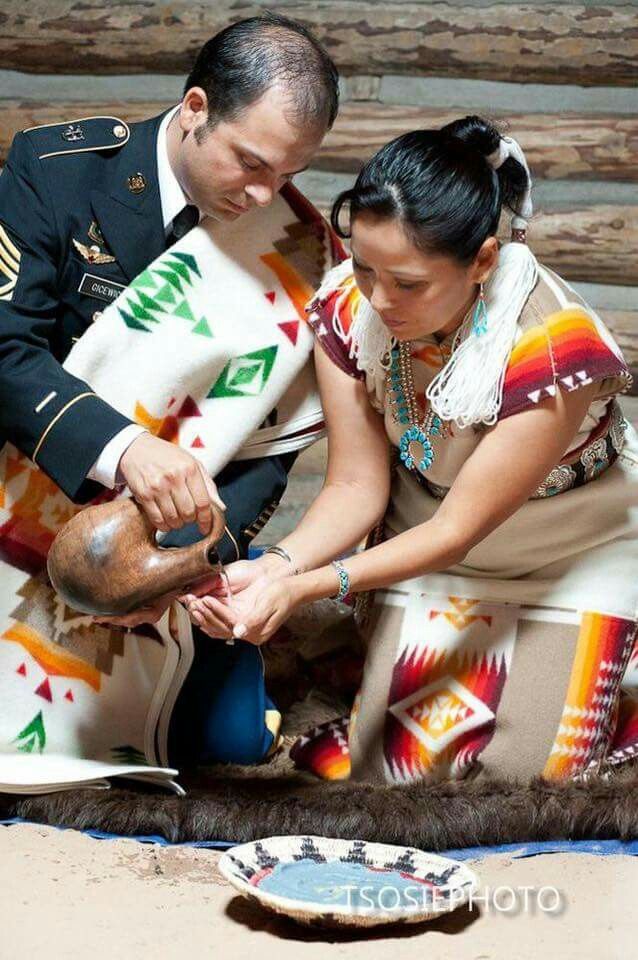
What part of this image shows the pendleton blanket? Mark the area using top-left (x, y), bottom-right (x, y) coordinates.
top-left (0, 184), bottom-right (341, 793)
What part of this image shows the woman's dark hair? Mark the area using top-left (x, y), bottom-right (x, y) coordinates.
top-left (185, 13), bottom-right (339, 132)
top-left (331, 116), bottom-right (529, 264)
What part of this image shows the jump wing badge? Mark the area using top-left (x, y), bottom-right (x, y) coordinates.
top-left (72, 238), bottom-right (116, 265)
top-left (0, 223), bottom-right (21, 301)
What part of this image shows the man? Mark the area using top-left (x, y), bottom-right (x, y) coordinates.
top-left (0, 14), bottom-right (339, 766)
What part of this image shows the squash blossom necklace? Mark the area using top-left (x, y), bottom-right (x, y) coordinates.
top-left (386, 295), bottom-right (479, 472)
top-left (387, 341), bottom-right (448, 473)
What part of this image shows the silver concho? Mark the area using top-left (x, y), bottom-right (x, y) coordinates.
top-left (609, 401), bottom-right (627, 455)
top-left (580, 438), bottom-right (609, 481)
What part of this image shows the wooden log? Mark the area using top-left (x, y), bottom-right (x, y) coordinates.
top-left (1, 104), bottom-right (636, 285)
top-left (3, 101), bottom-right (637, 184)
top-left (313, 198), bottom-right (638, 286)
top-left (318, 105), bottom-right (638, 182)
top-left (0, 1), bottom-right (636, 86)
top-left (527, 205), bottom-right (636, 286)
top-left (600, 311), bottom-right (638, 368)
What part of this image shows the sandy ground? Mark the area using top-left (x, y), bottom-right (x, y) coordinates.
top-left (0, 823), bottom-right (634, 960)
top-left (3, 406), bottom-right (636, 958)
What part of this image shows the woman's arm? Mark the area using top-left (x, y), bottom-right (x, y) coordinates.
top-left (256, 340), bottom-right (392, 578)
top-left (182, 341), bottom-right (391, 638)
top-left (289, 381), bottom-right (599, 603)
top-left (216, 380), bottom-right (598, 643)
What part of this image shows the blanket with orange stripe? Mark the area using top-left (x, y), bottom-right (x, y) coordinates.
top-left (0, 185), bottom-right (342, 792)
top-left (500, 307), bottom-right (631, 419)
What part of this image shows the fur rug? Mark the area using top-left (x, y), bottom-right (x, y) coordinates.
top-left (1, 763), bottom-right (637, 850)
top-left (2, 693), bottom-right (637, 849)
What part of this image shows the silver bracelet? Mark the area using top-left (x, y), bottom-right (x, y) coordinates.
top-left (331, 559), bottom-right (350, 601)
top-left (263, 545), bottom-right (298, 575)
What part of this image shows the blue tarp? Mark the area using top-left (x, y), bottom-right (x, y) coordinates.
top-left (2, 818), bottom-right (637, 859)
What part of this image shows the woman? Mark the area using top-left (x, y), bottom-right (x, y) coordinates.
top-left (182, 116), bottom-right (638, 785)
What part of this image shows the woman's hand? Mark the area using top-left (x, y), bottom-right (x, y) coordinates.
top-left (180, 552), bottom-right (292, 603)
top-left (184, 575), bottom-right (302, 645)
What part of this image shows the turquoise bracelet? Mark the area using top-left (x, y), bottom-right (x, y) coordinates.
top-left (331, 559), bottom-right (350, 601)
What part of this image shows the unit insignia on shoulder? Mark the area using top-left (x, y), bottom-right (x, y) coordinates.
top-left (23, 116), bottom-right (131, 160)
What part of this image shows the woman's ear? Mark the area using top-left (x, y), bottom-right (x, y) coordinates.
top-left (472, 236), bottom-right (499, 284)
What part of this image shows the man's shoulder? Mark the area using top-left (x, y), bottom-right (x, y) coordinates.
top-left (5, 110), bottom-right (166, 216)
top-left (21, 115), bottom-right (132, 161)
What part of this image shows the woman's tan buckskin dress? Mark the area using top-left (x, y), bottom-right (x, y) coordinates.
top-left (290, 260), bottom-right (638, 786)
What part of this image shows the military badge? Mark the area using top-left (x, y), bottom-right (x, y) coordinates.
top-left (62, 124), bottom-right (84, 142)
top-left (78, 273), bottom-right (125, 303)
top-left (87, 220), bottom-right (106, 246)
top-left (72, 238), bottom-right (116, 265)
top-left (127, 172), bottom-right (147, 194)
top-left (0, 223), bottom-right (21, 301)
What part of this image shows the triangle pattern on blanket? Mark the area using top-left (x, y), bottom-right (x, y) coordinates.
top-left (134, 395), bottom-right (203, 443)
top-left (278, 320), bottom-right (300, 346)
top-left (13, 710), bottom-right (46, 754)
top-left (272, 221), bottom-right (328, 292)
top-left (3, 577), bottom-right (126, 680)
top-left (118, 252), bottom-right (203, 334)
top-left (192, 316), bottom-right (213, 338)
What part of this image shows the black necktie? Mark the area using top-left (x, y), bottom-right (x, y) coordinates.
top-left (167, 204), bottom-right (198, 246)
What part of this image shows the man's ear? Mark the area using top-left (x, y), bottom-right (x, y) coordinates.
top-left (179, 87), bottom-right (210, 134)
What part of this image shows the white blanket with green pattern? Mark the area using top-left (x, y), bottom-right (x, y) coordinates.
top-left (66, 188), bottom-right (336, 470)
top-left (0, 187), bottom-right (337, 793)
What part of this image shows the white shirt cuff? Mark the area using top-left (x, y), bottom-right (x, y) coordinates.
top-left (86, 424), bottom-right (148, 488)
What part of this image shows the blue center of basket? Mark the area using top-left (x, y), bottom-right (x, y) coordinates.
top-left (257, 859), bottom-right (444, 910)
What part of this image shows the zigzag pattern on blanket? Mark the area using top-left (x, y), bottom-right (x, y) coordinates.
top-left (0, 183), bottom-right (342, 792)
top-left (1, 765), bottom-right (637, 848)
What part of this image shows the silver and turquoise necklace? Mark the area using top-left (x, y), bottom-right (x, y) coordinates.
top-left (387, 342), bottom-right (446, 473)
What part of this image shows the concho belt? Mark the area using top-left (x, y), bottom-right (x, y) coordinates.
top-left (402, 399), bottom-right (628, 501)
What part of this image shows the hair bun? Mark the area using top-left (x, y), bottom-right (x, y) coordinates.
top-left (439, 115), bottom-right (502, 158)
top-left (441, 115), bottom-right (530, 223)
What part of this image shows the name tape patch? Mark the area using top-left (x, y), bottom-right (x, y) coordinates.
top-left (78, 273), bottom-right (125, 303)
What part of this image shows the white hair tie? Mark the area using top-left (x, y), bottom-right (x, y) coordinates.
top-left (487, 139), bottom-right (510, 170)
top-left (487, 135), bottom-right (533, 231)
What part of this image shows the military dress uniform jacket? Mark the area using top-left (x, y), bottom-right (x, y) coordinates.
top-left (0, 112), bottom-right (172, 503)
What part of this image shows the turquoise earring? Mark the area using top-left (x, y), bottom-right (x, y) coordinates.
top-left (472, 282), bottom-right (488, 337)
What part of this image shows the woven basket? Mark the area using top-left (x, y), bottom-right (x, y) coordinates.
top-left (219, 833), bottom-right (479, 928)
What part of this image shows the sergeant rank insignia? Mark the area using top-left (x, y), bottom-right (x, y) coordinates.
top-left (0, 223), bottom-right (21, 301)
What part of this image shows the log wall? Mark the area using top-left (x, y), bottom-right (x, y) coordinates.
top-left (1, 1), bottom-right (636, 85)
top-left (0, 0), bottom-right (636, 363)
top-left (3, 101), bottom-right (637, 183)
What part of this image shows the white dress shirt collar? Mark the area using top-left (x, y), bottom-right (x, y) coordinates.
top-left (157, 104), bottom-right (192, 234)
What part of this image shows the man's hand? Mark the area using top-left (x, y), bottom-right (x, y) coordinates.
top-left (92, 592), bottom-right (174, 629)
top-left (119, 433), bottom-right (225, 534)
top-left (178, 554), bottom-right (295, 637)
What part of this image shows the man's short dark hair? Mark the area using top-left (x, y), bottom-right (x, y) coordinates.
top-left (184, 13), bottom-right (339, 132)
